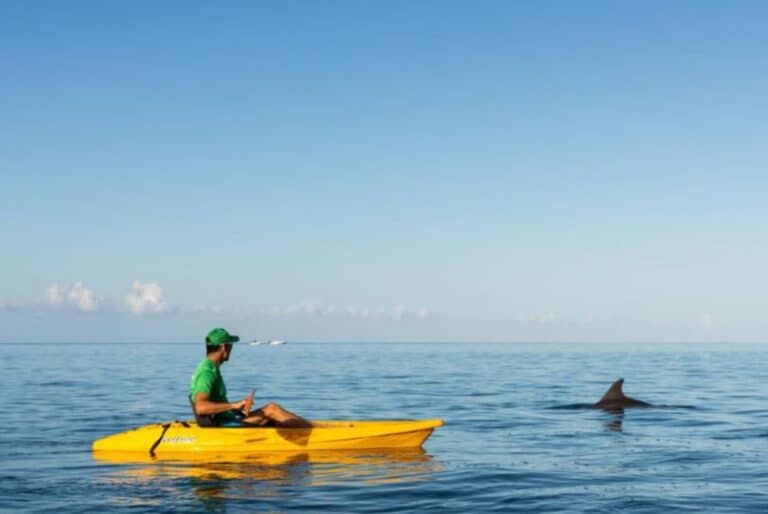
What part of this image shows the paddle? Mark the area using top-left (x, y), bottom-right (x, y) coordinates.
top-left (242, 389), bottom-right (255, 415)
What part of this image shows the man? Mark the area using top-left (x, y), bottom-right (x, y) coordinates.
top-left (189, 327), bottom-right (312, 428)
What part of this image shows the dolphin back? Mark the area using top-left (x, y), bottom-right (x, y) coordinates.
top-left (594, 378), bottom-right (652, 409)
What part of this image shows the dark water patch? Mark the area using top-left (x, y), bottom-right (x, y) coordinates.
top-left (32, 379), bottom-right (85, 387)
top-left (653, 404), bottom-right (699, 410)
top-left (548, 403), bottom-right (698, 411)
top-left (732, 408), bottom-right (768, 416)
top-left (546, 403), bottom-right (595, 409)
top-left (711, 428), bottom-right (768, 440)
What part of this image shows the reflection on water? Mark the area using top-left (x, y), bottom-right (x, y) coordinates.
top-left (95, 449), bottom-right (442, 503)
top-left (603, 411), bottom-right (624, 432)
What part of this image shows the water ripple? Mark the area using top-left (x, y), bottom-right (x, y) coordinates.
top-left (3, 342), bottom-right (768, 512)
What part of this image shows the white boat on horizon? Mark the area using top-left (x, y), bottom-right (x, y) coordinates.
top-left (269, 339), bottom-right (286, 346)
top-left (249, 340), bottom-right (262, 346)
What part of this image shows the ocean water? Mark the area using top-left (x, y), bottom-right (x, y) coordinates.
top-left (3, 342), bottom-right (767, 513)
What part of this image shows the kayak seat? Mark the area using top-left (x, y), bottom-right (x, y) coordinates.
top-left (219, 419), bottom-right (245, 427)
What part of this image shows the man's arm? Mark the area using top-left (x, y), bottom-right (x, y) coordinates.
top-left (194, 392), bottom-right (246, 415)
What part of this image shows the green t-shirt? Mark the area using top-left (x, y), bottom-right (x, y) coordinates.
top-left (189, 357), bottom-right (229, 405)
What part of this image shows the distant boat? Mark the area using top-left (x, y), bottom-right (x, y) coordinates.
top-left (269, 339), bottom-right (286, 346)
top-left (249, 340), bottom-right (262, 346)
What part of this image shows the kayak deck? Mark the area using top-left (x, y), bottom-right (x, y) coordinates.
top-left (92, 419), bottom-right (443, 454)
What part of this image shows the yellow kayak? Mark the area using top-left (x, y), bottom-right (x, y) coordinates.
top-left (92, 419), bottom-right (443, 455)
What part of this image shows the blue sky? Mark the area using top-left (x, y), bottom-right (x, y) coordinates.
top-left (2, 2), bottom-right (767, 342)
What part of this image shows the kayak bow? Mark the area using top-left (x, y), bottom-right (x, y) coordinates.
top-left (92, 419), bottom-right (443, 455)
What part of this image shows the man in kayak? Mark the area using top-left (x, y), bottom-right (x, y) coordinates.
top-left (189, 327), bottom-right (312, 428)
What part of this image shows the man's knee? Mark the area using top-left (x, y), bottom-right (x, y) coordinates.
top-left (263, 402), bottom-right (281, 415)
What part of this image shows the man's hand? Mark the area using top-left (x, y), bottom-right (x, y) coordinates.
top-left (230, 399), bottom-right (246, 411)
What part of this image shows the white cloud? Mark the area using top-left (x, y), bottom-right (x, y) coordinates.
top-left (390, 304), bottom-right (407, 320)
top-left (44, 282), bottom-right (98, 311)
top-left (267, 301), bottom-right (339, 317)
top-left (265, 301), bottom-right (430, 320)
top-left (68, 281), bottom-right (98, 311)
top-left (0, 300), bottom-right (25, 311)
top-left (699, 313), bottom-right (714, 331)
top-left (46, 284), bottom-right (64, 305)
top-left (190, 304), bottom-right (223, 314)
top-left (511, 312), bottom-right (558, 323)
top-left (124, 281), bottom-right (169, 315)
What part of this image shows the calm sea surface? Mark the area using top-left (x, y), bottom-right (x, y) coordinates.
top-left (2, 342), bottom-right (767, 513)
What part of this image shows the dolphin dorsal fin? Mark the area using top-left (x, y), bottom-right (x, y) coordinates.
top-left (598, 378), bottom-right (626, 402)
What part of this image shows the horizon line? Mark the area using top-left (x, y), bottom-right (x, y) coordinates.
top-left (2, 340), bottom-right (767, 345)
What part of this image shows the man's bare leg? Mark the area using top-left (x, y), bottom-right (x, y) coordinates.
top-left (241, 411), bottom-right (272, 426)
top-left (243, 402), bottom-right (312, 428)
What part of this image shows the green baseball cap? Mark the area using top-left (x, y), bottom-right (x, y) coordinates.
top-left (205, 327), bottom-right (240, 346)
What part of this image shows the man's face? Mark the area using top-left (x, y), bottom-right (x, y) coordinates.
top-left (222, 343), bottom-right (233, 362)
